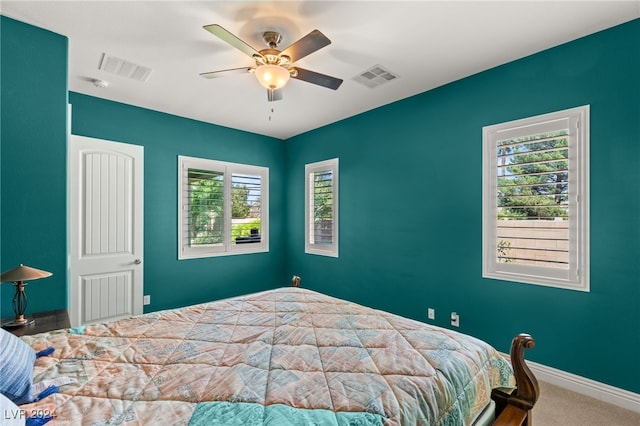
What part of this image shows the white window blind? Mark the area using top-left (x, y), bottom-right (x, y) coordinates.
top-left (496, 130), bottom-right (570, 268)
top-left (483, 106), bottom-right (589, 291)
top-left (310, 169), bottom-right (334, 245)
top-left (178, 156), bottom-right (268, 259)
top-left (231, 172), bottom-right (263, 245)
top-left (305, 158), bottom-right (339, 257)
top-left (186, 168), bottom-right (225, 248)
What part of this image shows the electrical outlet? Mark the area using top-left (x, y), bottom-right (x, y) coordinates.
top-left (143, 295), bottom-right (150, 305)
top-left (451, 312), bottom-right (460, 327)
top-left (427, 308), bottom-right (435, 320)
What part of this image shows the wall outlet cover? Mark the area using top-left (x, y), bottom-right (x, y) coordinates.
top-left (451, 312), bottom-right (460, 327)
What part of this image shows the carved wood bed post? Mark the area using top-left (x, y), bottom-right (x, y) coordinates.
top-left (292, 275), bottom-right (301, 287)
top-left (493, 334), bottom-right (539, 426)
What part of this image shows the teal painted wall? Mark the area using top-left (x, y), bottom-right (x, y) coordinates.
top-left (0, 16), bottom-right (68, 316)
top-left (69, 93), bottom-right (288, 312)
top-left (284, 19), bottom-right (640, 393)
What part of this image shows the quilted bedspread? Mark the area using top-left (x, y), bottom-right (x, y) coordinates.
top-left (20, 287), bottom-right (514, 425)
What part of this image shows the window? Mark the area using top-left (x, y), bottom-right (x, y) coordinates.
top-left (482, 106), bottom-right (589, 291)
top-left (178, 156), bottom-right (268, 259)
top-left (305, 158), bottom-right (339, 257)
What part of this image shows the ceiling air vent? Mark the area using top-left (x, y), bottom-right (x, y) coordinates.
top-left (99, 53), bottom-right (152, 82)
top-left (353, 65), bottom-right (398, 88)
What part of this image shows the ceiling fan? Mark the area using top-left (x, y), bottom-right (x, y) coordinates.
top-left (200, 24), bottom-right (343, 102)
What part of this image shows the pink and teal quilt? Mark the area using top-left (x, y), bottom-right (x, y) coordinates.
top-left (20, 287), bottom-right (514, 425)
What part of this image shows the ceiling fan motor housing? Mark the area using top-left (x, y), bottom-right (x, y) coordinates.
top-left (257, 32), bottom-right (291, 68)
top-left (256, 48), bottom-right (285, 65)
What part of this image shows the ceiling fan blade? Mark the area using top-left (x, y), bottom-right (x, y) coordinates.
top-left (203, 24), bottom-right (263, 60)
top-left (280, 30), bottom-right (331, 63)
top-left (291, 67), bottom-right (343, 90)
top-left (267, 88), bottom-right (283, 102)
top-left (200, 67), bottom-right (252, 79)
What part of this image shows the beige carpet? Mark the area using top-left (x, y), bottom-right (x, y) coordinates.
top-left (533, 381), bottom-right (640, 426)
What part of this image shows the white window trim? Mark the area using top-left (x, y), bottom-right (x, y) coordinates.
top-left (482, 106), bottom-right (589, 291)
top-left (178, 155), bottom-right (269, 259)
top-left (305, 158), bottom-right (339, 257)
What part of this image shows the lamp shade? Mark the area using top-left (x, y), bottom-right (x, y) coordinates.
top-left (254, 64), bottom-right (290, 90)
top-left (1, 264), bottom-right (52, 283)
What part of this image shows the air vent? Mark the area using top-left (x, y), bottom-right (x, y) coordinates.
top-left (99, 53), bottom-right (152, 82)
top-left (353, 65), bottom-right (398, 88)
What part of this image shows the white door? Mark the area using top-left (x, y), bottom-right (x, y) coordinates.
top-left (68, 135), bottom-right (144, 327)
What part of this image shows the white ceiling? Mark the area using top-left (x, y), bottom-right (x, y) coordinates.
top-left (2, 1), bottom-right (638, 139)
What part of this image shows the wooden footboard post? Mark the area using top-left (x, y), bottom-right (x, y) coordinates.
top-left (493, 334), bottom-right (539, 426)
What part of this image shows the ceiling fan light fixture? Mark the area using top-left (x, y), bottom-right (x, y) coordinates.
top-left (254, 64), bottom-right (290, 90)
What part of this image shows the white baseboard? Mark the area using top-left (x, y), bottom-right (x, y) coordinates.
top-left (519, 357), bottom-right (640, 413)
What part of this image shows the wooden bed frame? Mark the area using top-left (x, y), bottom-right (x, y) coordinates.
top-left (292, 276), bottom-right (540, 426)
top-left (492, 334), bottom-right (540, 425)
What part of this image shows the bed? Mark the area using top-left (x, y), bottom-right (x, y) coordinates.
top-left (14, 284), bottom-right (538, 425)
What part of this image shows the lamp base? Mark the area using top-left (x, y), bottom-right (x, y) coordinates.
top-left (2, 317), bottom-right (35, 328)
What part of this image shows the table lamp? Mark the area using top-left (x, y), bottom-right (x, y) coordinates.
top-left (1, 264), bottom-right (52, 328)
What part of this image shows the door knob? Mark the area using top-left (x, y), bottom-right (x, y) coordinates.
top-left (134, 259), bottom-right (142, 265)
